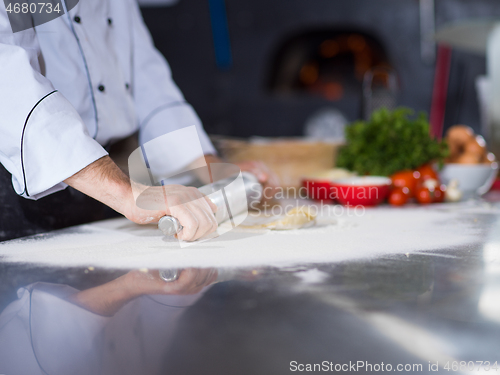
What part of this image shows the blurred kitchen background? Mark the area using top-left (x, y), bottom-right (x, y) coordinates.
top-left (138, 0), bottom-right (500, 138)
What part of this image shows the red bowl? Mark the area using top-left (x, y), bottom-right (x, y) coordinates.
top-left (302, 179), bottom-right (336, 203)
top-left (492, 177), bottom-right (500, 191)
top-left (330, 177), bottom-right (392, 206)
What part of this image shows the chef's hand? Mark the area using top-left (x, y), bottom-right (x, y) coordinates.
top-left (234, 160), bottom-right (280, 202)
top-left (64, 156), bottom-right (218, 241)
top-left (201, 155), bottom-right (280, 202)
top-left (129, 184), bottom-right (218, 241)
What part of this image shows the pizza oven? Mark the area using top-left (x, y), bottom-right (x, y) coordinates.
top-left (141, 0), bottom-right (499, 138)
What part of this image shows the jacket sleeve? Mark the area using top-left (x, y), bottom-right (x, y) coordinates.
top-left (0, 5), bottom-right (108, 200)
top-left (129, 0), bottom-right (216, 160)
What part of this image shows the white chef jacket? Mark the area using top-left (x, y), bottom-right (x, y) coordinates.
top-left (0, 0), bottom-right (215, 200)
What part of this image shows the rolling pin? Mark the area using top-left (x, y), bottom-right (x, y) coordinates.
top-left (158, 172), bottom-right (263, 236)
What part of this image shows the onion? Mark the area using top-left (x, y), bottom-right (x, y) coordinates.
top-left (456, 152), bottom-right (482, 164)
top-left (446, 125), bottom-right (474, 158)
top-left (464, 136), bottom-right (487, 157)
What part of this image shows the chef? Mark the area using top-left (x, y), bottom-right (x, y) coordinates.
top-left (0, 0), bottom-right (278, 242)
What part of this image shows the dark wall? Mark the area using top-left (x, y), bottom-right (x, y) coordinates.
top-left (140, 0), bottom-right (498, 138)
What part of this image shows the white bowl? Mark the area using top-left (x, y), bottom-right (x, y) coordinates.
top-left (439, 162), bottom-right (498, 198)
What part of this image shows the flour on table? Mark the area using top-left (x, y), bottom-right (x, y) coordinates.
top-left (0, 203), bottom-right (494, 269)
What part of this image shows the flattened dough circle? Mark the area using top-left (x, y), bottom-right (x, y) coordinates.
top-left (241, 206), bottom-right (317, 230)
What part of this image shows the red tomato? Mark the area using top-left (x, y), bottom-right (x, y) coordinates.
top-left (388, 187), bottom-right (410, 206)
top-left (391, 170), bottom-right (420, 197)
top-left (415, 187), bottom-right (433, 204)
top-left (434, 185), bottom-right (446, 203)
top-left (417, 164), bottom-right (438, 181)
top-left (415, 184), bottom-right (446, 204)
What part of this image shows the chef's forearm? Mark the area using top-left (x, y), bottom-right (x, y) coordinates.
top-left (65, 273), bottom-right (140, 316)
top-left (63, 156), bottom-right (217, 234)
top-left (64, 156), bottom-right (132, 216)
